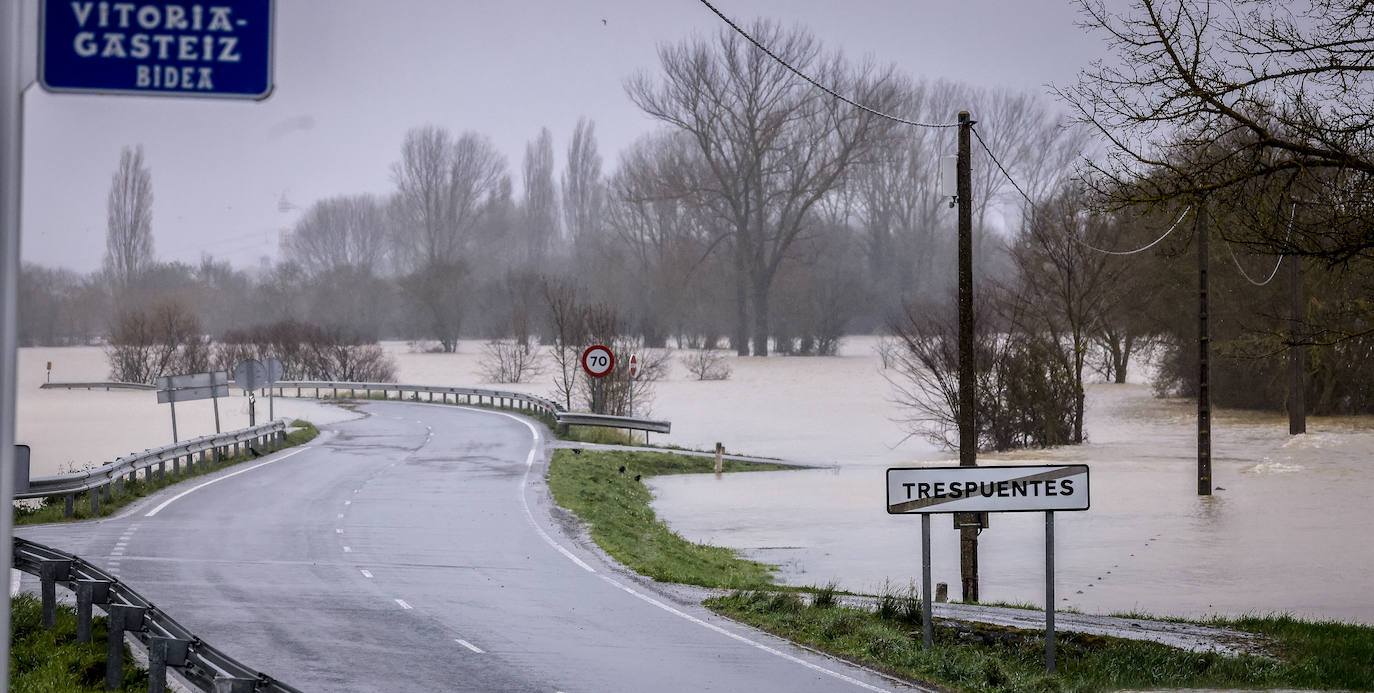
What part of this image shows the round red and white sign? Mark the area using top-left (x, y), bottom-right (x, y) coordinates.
top-left (581, 345), bottom-right (615, 378)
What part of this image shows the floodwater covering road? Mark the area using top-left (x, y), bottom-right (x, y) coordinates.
top-left (17, 401), bottom-right (920, 693)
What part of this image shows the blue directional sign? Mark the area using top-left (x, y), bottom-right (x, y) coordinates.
top-left (39, 0), bottom-right (274, 99)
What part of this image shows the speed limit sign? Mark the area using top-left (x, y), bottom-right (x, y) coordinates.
top-left (581, 345), bottom-right (615, 378)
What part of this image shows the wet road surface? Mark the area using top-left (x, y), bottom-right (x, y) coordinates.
top-left (17, 401), bottom-right (924, 692)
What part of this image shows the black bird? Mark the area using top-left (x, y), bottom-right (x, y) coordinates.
top-left (618, 465), bottom-right (626, 474)
top-left (634, 474), bottom-right (642, 482)
top-left (572, 448), bottom-right (582, 455)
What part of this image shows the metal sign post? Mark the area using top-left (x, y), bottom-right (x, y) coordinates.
top-left (888, 464), bottom-right (1089, 672)
top-left (1, 6), bottom-right (37, 680)
top-left (156, 372), bottom-right (230, 441)
top-left (1046, 510), bottom-right (1056, 673)
top-left (234, 359), bottom-right (266, 426)
top-left (265, 357), bottom-right (283, 420)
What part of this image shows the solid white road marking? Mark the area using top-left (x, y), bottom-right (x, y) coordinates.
top-left (479, 412), bottom-right (595, 573)
top-left (145, 448), bottom-right (309, 517)
top-left (360, 569), bottom-right (373, 579)
top-left (455, 639), bottom-right (484, 653)
top-left (395, 599), bottom-right (412, 610)
top-left (9, 569), bottom-right (20, 597)
top-left (472, 407), bottom-right (895, 693)
top-left (596, 575), bottom-right (892, 693)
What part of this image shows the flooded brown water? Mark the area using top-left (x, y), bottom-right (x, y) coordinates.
top-left (18, 340), bottom-right (1373, 623)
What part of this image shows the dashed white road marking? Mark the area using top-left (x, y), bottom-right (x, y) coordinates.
top-left (336, 528), bottom-right (344, 534)
top-left (342, 546), bottom-right (352, 553)
top-left (344, 500), bottom-right (351, 506)
top-left (455, 639), bottom-right (484, 654)
top-left (360, 569), bottom-right (373, 579)
top-left (145, 448), bottom-right (309, 517)
top-left (394, 599), bottom-right (412, 610)
top-left (337, 513), bottom-right (344, 519)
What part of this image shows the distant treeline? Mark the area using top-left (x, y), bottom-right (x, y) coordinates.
top-left (19, 18), bottom-right (1374, 443)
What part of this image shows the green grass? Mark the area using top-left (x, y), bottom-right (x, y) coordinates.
top-left (709, 591), bottom-right (1374, 692)
top-left (10, 595), bottom-right (148, 692)
top-left (15, 420), bottom-right (319, 526)
top-left (547, 449), bottom-right (792, 589)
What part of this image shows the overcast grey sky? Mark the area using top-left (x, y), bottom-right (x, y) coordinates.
top-left (19, 0), bottom-right (1103, 272)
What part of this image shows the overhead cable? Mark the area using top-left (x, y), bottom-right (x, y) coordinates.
top-left (1223, 203), bottom-right (1294, 287)
top-left (695, 0), bottom-right (959, 129)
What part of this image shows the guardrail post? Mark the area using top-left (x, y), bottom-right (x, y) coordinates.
top-left (75, 579), bottom-right (111, 643)
top-left (106, 604), bottom-right (148, 690)
top-left (213, 677), bottom-right (258, 693)
top-left (102, 481), bottom-right (112, 503)
top-left (156, 460), bottom-right (165, 481)
top-left (145, 464), bottom-right (153, 484)
top-left (39, 559), bottom-right (72, 629)
top-left (147, 636), bottom-right (190, 693)
top-left (90, 486), bottom-right (101, 514)
top-left (64, 493), bottom-right (75, 518)
top-left (114, 473), bottom-right (124, 495)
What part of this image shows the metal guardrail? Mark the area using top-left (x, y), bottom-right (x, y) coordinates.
top-left (14, 538), bottom-right (302, 693)
top-left (269, 381), bottom-right (672, 434)
top-left (555, 411), bottom-right (672, 434)
top-left (40, 381), bottom-right (158, 391)
top-left (16, 421), bottom-right (288, 517)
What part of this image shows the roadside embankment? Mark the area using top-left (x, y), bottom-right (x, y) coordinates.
top-left (548, 447), bottom-right (1374, 692)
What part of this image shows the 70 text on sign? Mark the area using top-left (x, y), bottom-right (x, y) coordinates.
top-left (39, 0), bottom-right (274, 99)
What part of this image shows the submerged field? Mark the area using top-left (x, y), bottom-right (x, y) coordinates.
top-left (17, 338), bottom-right (1374, 623)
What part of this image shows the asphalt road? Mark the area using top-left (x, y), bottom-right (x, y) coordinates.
top-left (17, 401), bottom-right (923, 693)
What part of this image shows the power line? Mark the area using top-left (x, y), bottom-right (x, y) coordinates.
top-left (972, 123), bottom-right (1191, 256)
top-left (695, 0), bottom-right (958, 129)
top-left (971, 126), bottom-right (1034, 206)
top-left (1077, 206), bottom-right (1192, 256)
top-left (1223, 203), bottom-right (1293, 287)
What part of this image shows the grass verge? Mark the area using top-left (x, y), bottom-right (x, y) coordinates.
top-left (10, 594), bottom-right (147, 692)
top-left (14, 420), bottom-right (319, 526)
top-left (547, 449), bottom-right (792, 589)
top-left (709, 591), bottom-right (1374, 692)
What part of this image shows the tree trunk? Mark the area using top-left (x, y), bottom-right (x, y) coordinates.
top-left (751, 280), bottom-right (770, 357)
top-left (734, 263), bottom-right (750, 357)
top-left (1073, 344), bottom-right (1085, 444)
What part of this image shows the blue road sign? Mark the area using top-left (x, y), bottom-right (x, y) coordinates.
top-left (40, 0), bottom-right (274, 99)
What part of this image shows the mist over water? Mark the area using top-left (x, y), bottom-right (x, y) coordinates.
top-left (17, 337), bottom-right (1373, 623)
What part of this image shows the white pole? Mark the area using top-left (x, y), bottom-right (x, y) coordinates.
top-left (0, 1), bottom-right (35, 685)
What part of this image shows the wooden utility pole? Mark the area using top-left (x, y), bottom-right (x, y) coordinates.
top-left (1195, 200), bottom-right (1212, 496)
top-left (956, 110), bottom-right (980, 600)
top-left (1288, 253), bottom-right (1306, 435)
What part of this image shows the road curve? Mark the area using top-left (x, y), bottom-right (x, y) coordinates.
top-left (17, 401), bottom-right (925, 692)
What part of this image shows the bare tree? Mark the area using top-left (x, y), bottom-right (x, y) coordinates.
top-left (390, 125), bottom-right (506, 268)
top-left (542, 277), bottom-right (587, 409)
top-left (104, 145), bottom-right (155, 292)
top-left (106, 299), bottom-right (207, 384)
top-left (1000, 185), bottom-right (1122, 443)
top-left (1060, 0), bottom-right (1374, 262)
top-left (627, 20), bottom-right (901, 355)
top-left (522, 127), bottom-right (559, 266)
top-left (282, 194), bottom-right (389, 275)
top-left (562, 117), bottom-right (605, 244)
